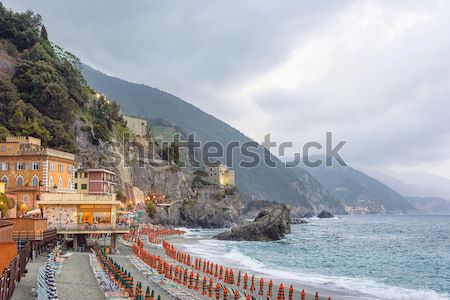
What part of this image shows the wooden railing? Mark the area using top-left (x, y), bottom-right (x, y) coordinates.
top-left (11, 228), bottom-right (57, 242)
top-left (0, 221), bottom-right (13, 242)
top-left (0, 243), bottom-right (30, 300)
top-left (52, 223), bottom-right (130, 232)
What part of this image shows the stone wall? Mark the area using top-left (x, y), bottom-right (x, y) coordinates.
top-left (124, 115), bottom-right (149, 137)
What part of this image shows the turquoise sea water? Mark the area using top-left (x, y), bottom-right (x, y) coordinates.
top-left (175, 215), bottom-right (450, 300)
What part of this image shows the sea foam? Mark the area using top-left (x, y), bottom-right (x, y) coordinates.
top-left (175, 236), bottom-right (449, 300)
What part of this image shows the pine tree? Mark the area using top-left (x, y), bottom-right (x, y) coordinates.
top-left (40, 25), bottom-right (48, 40)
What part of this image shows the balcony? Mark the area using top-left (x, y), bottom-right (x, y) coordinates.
top-left (5, 218), bottom-right (56, 241)
top-left (50, 223), bottom-right (130, 234)
top-left (11, 228), bottom-right (57, 241)
top-left (8, 186), bottom-right (46, 192)
top-left (37, 192), bottom-right (119, 205)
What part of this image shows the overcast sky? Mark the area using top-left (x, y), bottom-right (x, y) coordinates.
top-left (4, 0), bottom-right (450, 180)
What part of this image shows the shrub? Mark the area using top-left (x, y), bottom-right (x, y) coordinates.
top-left (6, 43), bottom-right (18, 57)
top-left (146, 201), bottom-right (157, 218)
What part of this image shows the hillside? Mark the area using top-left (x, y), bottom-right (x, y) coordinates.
top-left (0, 4), bottom-right (127, 153)
top-left (406, 197), bottom-right (450, 214)
top-left (0, 4), bottom-right (193, 206)
top-left (81, 64), bottom-right (346, 214)
top-left (302, 161), bottom-right (415, 214)
top-left (361, 167), bottom-right (450, 200)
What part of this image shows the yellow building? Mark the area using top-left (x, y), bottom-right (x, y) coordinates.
top-left (206, 163), bottom-right (236, 187)
top-left (0, 136), bottom-right (75, 212)
top-left (37, 192), bottom-right (122, 228)
top-left (37, 192), bottom-right (127, 252)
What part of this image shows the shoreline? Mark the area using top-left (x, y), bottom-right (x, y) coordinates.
top-left (163, 226), bottom-right (447, 300)
top-left (164, 234), bottom-right (372, 300)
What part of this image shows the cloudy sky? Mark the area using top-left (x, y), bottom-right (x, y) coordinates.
top-left (4, 0), bottom-right (450, 180)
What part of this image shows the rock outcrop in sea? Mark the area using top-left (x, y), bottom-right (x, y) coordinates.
top-left (214, 204), bottom-right (291, 241)
top-left (317, 210), bottom-right (334, 218)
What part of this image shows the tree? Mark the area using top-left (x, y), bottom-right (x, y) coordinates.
top-left (146, 201), bottom-right (157, 219)
top-left (40, 25), bottom-right (48, 40)
top-left (0, 193), bottom-right (15, 217)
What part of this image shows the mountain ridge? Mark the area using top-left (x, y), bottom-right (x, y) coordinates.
top-left (81, 64), bottom-right (346, 214)
top-left (302, 160), bottom-right (415, 214)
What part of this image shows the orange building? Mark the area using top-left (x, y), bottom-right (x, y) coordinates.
top-left (0, 136), bottom-right (75, 213)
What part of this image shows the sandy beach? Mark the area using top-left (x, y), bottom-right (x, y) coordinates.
top-left (163, 234), bottom-right (374, 300)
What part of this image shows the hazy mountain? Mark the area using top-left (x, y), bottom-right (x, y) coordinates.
top-left (406, 197), bottom-right (450, 214)
top-left (81, 64), bottom-right (345, 214)
top-left (300, 160), bottom-right (415, 214)
top-left (359, 167), bottom-right (450, 200)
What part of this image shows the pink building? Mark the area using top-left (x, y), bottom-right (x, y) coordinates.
top-left (74, 168), bottom-right (116, 195)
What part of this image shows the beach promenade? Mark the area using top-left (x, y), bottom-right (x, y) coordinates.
top-left (56, 253), bottom-right (104, 300)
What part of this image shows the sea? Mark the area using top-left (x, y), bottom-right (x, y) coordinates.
top-left (172, 215), bottom-right (450, 300)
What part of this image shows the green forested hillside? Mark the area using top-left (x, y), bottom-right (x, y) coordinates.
top-left (0, 3), bottom-right (125, 152)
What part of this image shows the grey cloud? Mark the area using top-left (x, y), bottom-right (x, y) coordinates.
top-left (3, 0), bottom-right (450, 178)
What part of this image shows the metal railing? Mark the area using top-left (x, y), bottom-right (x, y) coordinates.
top-left (51, 223), bottom-right (130, 232)
top-left (38, 193), bottom-right (117, 202)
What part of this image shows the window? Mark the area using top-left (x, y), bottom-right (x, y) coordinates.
top-left (49, 176), bottom-right (54, 188)
top-left (0, 146), bottom-right (6, 152)
top-left (81, 184), bottom-right (87, 190)
top-left (23, 195), bottom-right (29, 204)
top-left (58, 176), bottom-right (63, 189)
top-left (58, 165), bottom-right (64, 173)
top-left (31, 162), bottom-right (40, 170)
top-left (32, 176), bottom-right (39, 187)
top-left (16, 176), bottom-right (24, 187)
top-left (0, 162), bottom-right (9, 171)
top-left (68, 179), bottom-right (72, 189)
top-left (16, 162), bottom-right (24, 170)
top-left (1, 176), bottom-right (8, 188)
top-left (67, 166), bottom-right (72, 174)
top-left (75, 172), bottom-right (78, 178)
top-left (49, 163), bottom-right (54, 171)
top-left (74, 183), bottom-right (78, 189)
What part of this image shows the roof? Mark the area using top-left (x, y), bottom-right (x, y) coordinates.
top-left (76, 168), bottom-right (115, 175)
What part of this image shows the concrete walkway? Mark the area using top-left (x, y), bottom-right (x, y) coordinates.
top-left (11, 255), bottom-right (47, 300)
top-left (56, 253), bottom-right (104, 300)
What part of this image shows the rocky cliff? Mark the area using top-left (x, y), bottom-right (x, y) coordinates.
top-left (148, 194), bottom-right (243, 228)
top-left (215, 204), bottom-right (291, 241)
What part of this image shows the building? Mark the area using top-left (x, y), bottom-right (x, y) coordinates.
top-left (37, 192), bottom-right (126, 252)
top-left (0, 136), bottom-right (75, 212)
top-left (123, 115), bottom-right (149, 137)
top-left (38, 168), bottom-right (126, 252)
top-left (205, 163), bottom-right (235, 187)
top-left (74, 168), bottom-right (116, 195)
